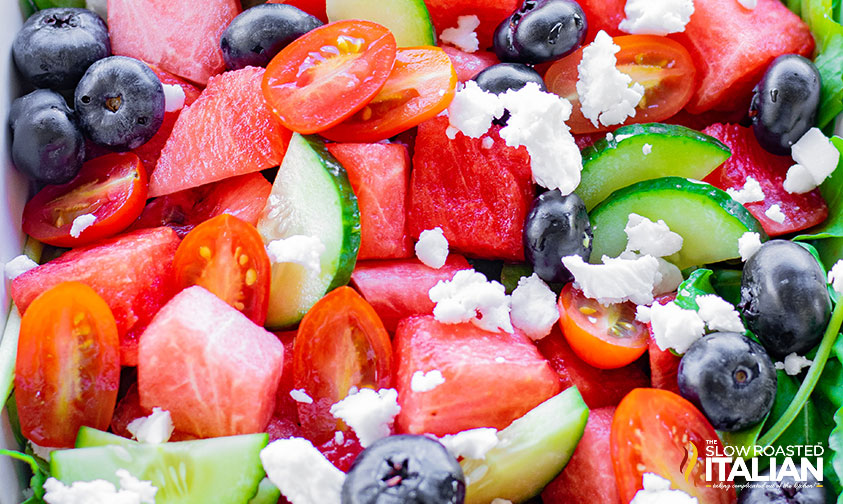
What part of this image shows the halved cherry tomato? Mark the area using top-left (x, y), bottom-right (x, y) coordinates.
top-left (22, 152), bottom-right (147, 247)
top-left (293, 286), bottom-right (392, 444)
top-left (262, 19), bottom-right (397, 134)
top-left (321, 47), bottom-right (458, 142)
top-left (173, 214), bottom-right (271, 325)
top-left (15, 282), bottom-right (120, 447)
top-left (612, 388), bottom-right (736, 504)
top-left (544, 35), bottom-right (696, 134)
top-left (557, 283), bottom-right (648, 369)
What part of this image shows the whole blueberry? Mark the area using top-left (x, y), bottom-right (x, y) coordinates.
top-left (221, 4), bottom-right (323, 71)
top-left (473, 63), bottom-right (547, 95)
top-left (74, 56), bottom-right (165, 151)
top-left (493, 0), bottom-right (587, 65)
top-left (523, 190), bottom-right (592, 284)
top-left (13, 7), bottom-right (110, 90)
top-left (342, 435), bottom-right (465, 504)
top-left (737, 465), bottom-right (826, 504)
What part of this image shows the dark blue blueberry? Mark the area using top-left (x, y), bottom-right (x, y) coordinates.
top-left (737, 465), bottom-right (826, 504)
top-left (739, 240), bottom-right (831, 358)
top-left (342, 435), bottom-right (465, 504)
top-left (221, 3), bottom-right (323, 71)
top-left (74, 56), bottom-right (165, 151)
top-left (750, 54), bottom-right (820, 155)
top-left (473, 63), bottom-right (547, 95)
top-left (493, 0), bottom-right (587, 65)
top-left (523, 190), bottom-right (592, 284)
top-left (9, 89), bottom-right (84, 184)
top-left (13, 8), bottom-right (110, 90)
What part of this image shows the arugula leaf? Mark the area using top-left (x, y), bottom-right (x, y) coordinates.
top-left (795, 137), bottom-right (843, 241)
top-left (0, 449), bottom-right (48, 503)
top-left (802, 0), bottom-right (843, 50)
top-left (673, 269), bottom-right (716, 310)
top-left (720, 412), bottom-right (769, 455)
top-left (816, 37), bottom-right (843, 129)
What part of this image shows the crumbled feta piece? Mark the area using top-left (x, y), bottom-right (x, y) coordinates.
top-left (509, 273), bottom-right (559, 340)
top-left (562, 254), bottom-right (661, 305)
top-left (619, 0), bottom-right (695, 35)
top-left (4, 254), bottom-right (38, 280)
top-left (775, 353), bottom-right (813, 376)
top-left (653, 257), bottom-right (683, 296)
top-left (440, 15), bottom-right (480, 53)
top-left (648, 301), bottom-right (706, 353)
top-left (783, 128), bottom-right (840, 194)
top-left (738, 232), bottom-right (762, 262)
top-left (642, 143), bottom-right (652, 155)
top-left (624, 213), bottom-right (683, 257)
top-left (481, 136), bottom-right (494, 149)
top-left (266, 235), bottom-right (325, 273)
top-left (410, 370), bottom-right (446, 392)
top-left (491, 500), bottom-right (512, 504)
top-left (429, 269), bottom-right (514, 333)
top-left (696, 294), bottom-right (744, 333)
top-left (630, 473), bottom-right (699, 504)
top-left (69, 213), bottom-right (97, 238)
top-left (415, 227), bottom-right (449, 269)
top-left (726, 176), bottom-right (765, 204)
top-left (494, 356), bottom-right (506, 363)
top-left (260, 437), bottom-right (344, 504)
top-left (334, 431), bottom-right (344, 445)
top-left (290, 389), bottom-right (314, 404)
top-left (765, 204), bottom-right (786, 224)
top-left (635, 304), bottom-right (652, 323)
top-left (329, 388), bottom-right (400, 448)
top-left (43, 470), bottom-right (157, 504)
top-left (783, 164), bottom-right (816, 194)
top-left (447, 80), bottom-right (504, 139)
top-left (737, 0), bottom-right (757, 9)
top-left (127, 407), bottom-right (173, 444)
top-left (829, 260), bottom-right (843, 296)
top-left (29, 442), bottom-right (57, 461)
top-left (162, 84), bottom-right (186, 113)
top-left (577, 31), bottom-right (645, 127)
top-left (437, 428), bottom-right (499, 460)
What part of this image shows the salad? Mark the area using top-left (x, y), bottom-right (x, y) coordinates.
top-left (2, 0), bottom-right (843, 503)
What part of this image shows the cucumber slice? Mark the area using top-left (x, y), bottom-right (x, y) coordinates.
top-left (75, 426), bottom-right (134, 448)
top-left (52, 430), bottom-right (268, 504)
top-left (589, 177), bottom-right (766, 270)
top-left (576, 123), bottom-right (731, 210)
top-left (249, 478), bottom-right (281, 504)
top-left (326, 0), bottom-right (436, 47)
top-left (461, 387), bottom-right (589, 504)
top-left (257, 133), bottom-right (360, 328)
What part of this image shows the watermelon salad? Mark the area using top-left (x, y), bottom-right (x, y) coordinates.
top-left (4, 0), bottom-right (843, 503)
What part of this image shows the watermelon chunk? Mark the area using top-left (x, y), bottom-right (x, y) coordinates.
top-left (350, 255), bottom-right (471, 332)
top-left (575, 0), bottom-right (625, 44)
top-left (394, 315), bottom-right (561, 436)
top-left (407, 117), bottom-right (533, 261)
top-left (325, 143), bottom-right (413, 260)
top-left (442, 46), bottom-right (499, 82)
top-left (267, 0), bottom-right (327, 23)
top-left (150, 67), bottom-right (291, 197)
top-left (107, 0), bottom-right (240, 85)
top-left (138, 286), bottom-right (284, 438)
top-left (702, 123), bottom-right (828, 236)
top-left (424, 0), bottom-right (521, 51)
top-left (11, 227), bottom-right (181, 366)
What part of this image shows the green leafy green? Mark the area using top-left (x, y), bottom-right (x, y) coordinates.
top-left (802, 0), bottom-right (843, 50)
top-left (795, 137), bottom-right (843, 241)
top-left (720, 412), bottom-right (769, 455)
top-left (709, 268), bottom-right (743, 306)
top-left (0, 449), bottom-right (48, 503)
top-left (816, 38), bottom-right (843, 129)
top-left (673, 269), bottom-right (716, 310)
top-left (499, 264), bottom-right (534, 295)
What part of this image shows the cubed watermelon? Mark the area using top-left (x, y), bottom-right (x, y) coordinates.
top-left (424, 0), bottom-right (521, 51)
top-left (441, 46), bottom-right (500, 82)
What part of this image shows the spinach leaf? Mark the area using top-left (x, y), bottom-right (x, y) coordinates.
top-left (0, 450), bottom-right (48, 503)
top-left (674, 269), bottom-right (716, 310)
top-left (795, 137), bottom-right (843, 241)
top-left (816, 38), bottom-right (843, 128)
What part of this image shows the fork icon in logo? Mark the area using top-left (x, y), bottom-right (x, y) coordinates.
top-left (680, 441), bottom-right (699, 484)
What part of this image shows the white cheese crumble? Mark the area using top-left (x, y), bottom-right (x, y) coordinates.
top-left (829, 259), bottom-right (843, 296)
top-left (43, 470), bottom-right (157, 504)
top-left (726, 176), bottom-right (765, 204)
top-left (4, 254), bottom-right (38, 280)
top-left (436, 427), bottom-right (499, 460)
top-left (765, 204), bottom-right (786, 224)
top-left (447, 80), bottom-right (504, 139)
top-left (775, 353), bottom-right (814, 376)
top-left (491, 500), bottom-right (513, 504)
top-left (509, 273), bottom-right (559, 340)
top-left (630, 473), bottom-right (699, 504)
top-left (69, 213), bottom-right (97, 238)
top-left (429, 269), bottom-right (514, 333)
top-left (260, 437), bottom-right (344, 504)
top-left (290, 388), bottom-right (314, 404)
top-left (619, 0), bottom-right (695, 36)
top-left (481, 136), bottom-right (494, 149)
top-left (266, 235), bottom-right (325, 273)
top-left (415, 227), bottom-right (449, 269)
top-left (329, 388), bottom-right (400, 448)
top-left (494, 356), bottom-right (506, 363)
top-left (783, 127), bottom-right (840, 194)
top-left (576, 31), bottom-right (645, 128)
top-left (562, 254), bottom-right (661, 305)
top-left (410, 370), bottom-right (446, 392)
top-left (738, 232), bottom-right (763, 262)
top-left (126, 407), bottom-right (174, 444)
top-left (439, 15), bottom-right (480, 53)
top-left (695, 294), bottom-right (744, 333)
top-left (642, 143), bottom-right (652, 155)
top-left (334, 431), bottom-right (344, 445)
top-left (624, 213), bottom-right (683, 257)
top-left (29, 442), bottom-right (57, 461)
top-left (737, 0), bottom-right (757, 9)
top-left (653, 257), bottom-right (684, 296)
top-left (643, 301), bottom-right (706, 354)
top-left (162, 84), bottom-right (186, 113)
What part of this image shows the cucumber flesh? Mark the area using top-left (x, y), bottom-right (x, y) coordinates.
top-left (248, 478), bottom-right (281, 504)
top-left (75, 426), bottom-right (134, 448)
top-left (257, 133), bottom-right (360, 328)
top-left (53, 429), bottom-right (268, 504)
top-left (589, 177), bottom-right (767, 270)
top-left (326, 0), bottom-right (436, 47)
top-left (461, 387), bottom-right (589, 504)
top-left (576, 123), bottom-right (731, 210)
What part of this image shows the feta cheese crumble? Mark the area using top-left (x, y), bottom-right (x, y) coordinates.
top-left (643, 301), bottom-right (706, 354)
top-left (576, 31), bottom-right (645, 127)
top-left (630, 473), bottom-right (699, 504)
top-left (726, 176), bottom-right (765, 204)
top-left (410, 370), bottom-right (446, 392)
top-left (4, 254), bottom-right (38, 280)
top-left (829, 259), bottom-right (843, 296)
top-left (695, 294), bottom-right (744, 333)
top-left (439, 15), bottom-right (480, 53)
top-left (562, 254), bottom-right (661, 305)
top-left (69, 213), bottom-right (97, 238)
top-left (127, 407), bottom-right (174, 444)
top-left (329, 388), bottom-right (400, 447)
top-left (653, 257), bottom-right (684, 296)
top-left (619, 0), bottom-right (695, 36)
top-left (765, 204), bottom-right (786, 224)
top-left (43, 470), bottom-right (157, 504)
top-left (783, 127), bottom-right (840, 194)
top-left (290, 388), bottom-right (314, 404)
top-left (162, 83), bottom-right (186, 113)
top-left (481, 136), bottom-right (494, 149)
top-left (737, 0), bottom-right (757, 9)
top-left (509, 273), bottom-right (559, 340)
top-left (260, 437), bottom-right (344, 504)
top-left (624, 213), bottom-right (683, 257)
top-left (436, 427), bottom-right (499, 460)
top-left (738, 232), bottom-right (762, 262)
top-left (447, 80), bottom-right (504, 139)
top-left (642, 143), bottom-right (652, 155)
top-left (415, 227), bottom-right (449, 269)
top-left (266, 235), bottom-right (325, 273)
top-left (775, 353), bottom-right (814, 375)
top-left (429, 269), bottom-right (514, 333)
top-left (29, 442), bottom-right (58, 461)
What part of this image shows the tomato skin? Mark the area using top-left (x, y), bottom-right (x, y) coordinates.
top-left (293, 286), bottom-right (393, 444)
top-left (174, 214), bottom-right (271, 325)
top-left (262, 20), bottom-right (397, 134)
top-left (15, 282), bottom-right (120, 448)
top-left (557, 283), bottom-right (648, 369)
top-left (22, 152), bottom-right (148, 247)
top-left (544, 35), bottom-right (696, 134)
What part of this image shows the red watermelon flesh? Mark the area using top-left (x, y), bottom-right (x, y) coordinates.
top-left (107, 0), bottom-right (239, 85)
top-left (575, 0), bottom-right (625, 44)
top-left (138, 286), bottom-right (285, 438)
top-left (267, 0), bottom-right (327, 23)
top-left (394, 315), bottom-right (561, 436)
top-left (150, 66), bottom-right (291, 197)
top-left (350, 255), bottom-right (471, 333)
top-left (442, 46), bottom-right (499, 82)
top-left (11, 227), bottom-right (181, 366)
top-left (110, 383), bottom-right (195, 442)
top-left (702, 123), bottom-right (828, 236)
top-left (273, 331), bottom-right (299, 423)
top-left (326, 143), bottom-right (413, 260)
top-left (407, 117), bottom-right (533, 261)
top-left (424, 0), bottom-right (521, 51)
